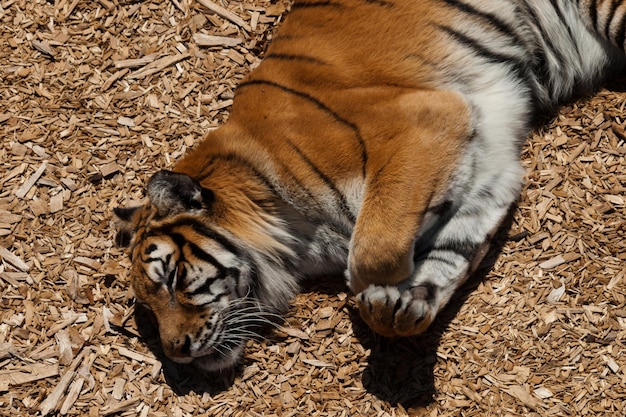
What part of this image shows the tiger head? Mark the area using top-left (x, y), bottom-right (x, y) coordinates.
top-left (114, 170), bottom-right (299, 371)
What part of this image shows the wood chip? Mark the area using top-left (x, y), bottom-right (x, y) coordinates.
top-left (533, 387), bottom-right (554, 399)
top-left (32, 39), bottom-right (55, 57)
top-left (100, 161), bottom-right (120, 178)
top-left (72, 256), bottom-right (102, 271)
top-left (196, 0), bottom-right (252, 31)
top-left (1, 364), bottom-right (59, 386)
top-left (59, 378), bottom-right (84, 415)
top-left (99, 397), bottom-right (142, 416)
top-left (0, 245), bottom-right (30, 272)
top-left (538, 253), bottom-right (580, 269)
top-left (278, 326), bottom-right (310, 340)
top-left (14, 161), bottom-right (47, 198)
top-left (127, 53), bottom-right (191, 79)
top-left (604, 355), bottom-right (620, 373)
top-left (502, 385), bottom-right (543, 410)
top-left (116, 346), bottom-right (158, 364)
top-left (302, 358), bottom-right (334, 368)
top-left (39, 352), bottom-right (84, 416)
top-left (49, 193), bottom-right (64, 214)
top-left (113, 53), bottom-right (159, 69)
top-left (193, 33), bottom-right (243, 47)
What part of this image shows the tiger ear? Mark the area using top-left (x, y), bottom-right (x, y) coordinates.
top-left (113, 206), bottom-right (141, 247)
top-left (147, 170), bottom-right (214, 217)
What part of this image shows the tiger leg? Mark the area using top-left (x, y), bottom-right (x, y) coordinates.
top-left (345, 90), bottom-right (494, 337)
top-left (356, 161), bottom-right (521, 337)
top-left (346, 90), bottom-right (472, 296)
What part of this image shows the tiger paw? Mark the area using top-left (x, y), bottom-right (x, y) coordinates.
top-left (356, 285), bottom-right (436, 337)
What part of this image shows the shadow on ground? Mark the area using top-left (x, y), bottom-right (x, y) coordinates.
top-left (349, 209), bottom-right (517, 411)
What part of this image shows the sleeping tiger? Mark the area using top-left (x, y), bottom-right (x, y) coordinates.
top-left (115, 0), bottom-right (626, 371)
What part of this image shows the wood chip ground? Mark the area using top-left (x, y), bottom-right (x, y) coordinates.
top-left (1, 1), bottom-right (625, 416)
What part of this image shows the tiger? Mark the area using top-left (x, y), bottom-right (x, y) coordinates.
top-left (114, 0), bottom-right (626, 372)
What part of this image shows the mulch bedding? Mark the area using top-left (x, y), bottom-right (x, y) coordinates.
top-left (0, 0), bottom-right (625, 416)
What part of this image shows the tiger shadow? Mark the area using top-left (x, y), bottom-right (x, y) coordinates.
top-left (348, 261), bottom-right (493, 410)
top-left (315, 208), bottom-right (515, 410)
top-left (363, 211), bottom-right (516, 410)
top-left (128, 210), bottom-right (515, 405)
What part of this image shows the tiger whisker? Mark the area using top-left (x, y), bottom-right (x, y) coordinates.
top-left (224, 316), bottom-right (281, 327)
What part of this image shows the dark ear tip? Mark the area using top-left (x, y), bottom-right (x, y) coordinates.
top-left (113, 206), bottom-right (140, 222)
top-left (147, 170), bottom-right (214, 215)
top-left (148, 169), bottom-right (174, 183)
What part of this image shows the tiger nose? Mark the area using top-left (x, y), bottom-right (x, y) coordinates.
top-left (164, 335), bottom-right (193, 363)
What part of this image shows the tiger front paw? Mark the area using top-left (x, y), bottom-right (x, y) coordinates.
top-left (356, 285), bottom-right (436, 337)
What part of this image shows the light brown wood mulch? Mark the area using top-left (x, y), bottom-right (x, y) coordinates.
top-left (0, 1), bottom-right (625, 416)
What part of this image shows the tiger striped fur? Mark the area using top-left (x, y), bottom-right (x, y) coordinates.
top-left (115, 0), bottom-right (626, 370)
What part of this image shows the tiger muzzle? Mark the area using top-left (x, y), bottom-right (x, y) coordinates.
top-left (162, 334), bottom-right (194, 363)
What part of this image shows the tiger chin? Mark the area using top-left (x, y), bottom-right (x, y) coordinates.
top-left (115, 0), bottom-right (626, 371)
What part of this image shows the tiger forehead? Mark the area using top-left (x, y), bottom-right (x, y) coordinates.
top-left (138, 235), bottom-right (178, 255)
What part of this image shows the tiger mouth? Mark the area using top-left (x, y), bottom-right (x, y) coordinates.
top-left (189, 343), bottom-right (245, 372)
top-left (169, 356), bottom-right (194, 364)
top-left (165, 338), bottom-right (245, 371)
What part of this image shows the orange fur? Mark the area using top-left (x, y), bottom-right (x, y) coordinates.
top-left (120, 0), bottom-right (475, 348)
top-left (174, 0), bottom-right (473, 292)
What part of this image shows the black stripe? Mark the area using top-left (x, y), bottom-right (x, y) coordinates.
top-left (187, 220), bottom-right (241, 256)
top-left (183, 218), bottom-right (240, 256)
top-left (439, 23), bottom-right (538, 105)
top-left (157, 219), bottom-right (241, 256)
top-left (605, 0), bottom-right (622, 38)
top-left (444, 0), bottom-right (525, 45)
top-left (360, 0), bottom-right (394, 7)
top-left (144, 243), bottom-right (158, 255)
top-left (180, 336), bottom-right (191, 355)
top-left (140, 253), bottom-right (171, 278)
top-left (590, 0), bottom-right (599, 29)
top-left (141, 256), bottom-right (164, 265)
top-left (367, 156), bottom-right (391, 188)
top-left (427, 200), bottom-right (453, 216)
top-left (265, 53), bottom-right (327, 65)
top-left (432, 240), bottom-right (478, 261)
top-left (615, 8), bottom-right (626, 47)
top-left (192, 291), bottom-right (231, 307)
top-left (178, 264), bottom-right (188, 288)
top-left (185, 275), bottom-right (220, 296)
top-left (178, 240), bottom-right (229, 296)
top-left (277, 161), bottom-right (325, 210)
top-left (166, 264), bottom-right (177, 292)
top-left (391, 295), bottom-right (404, 318)
top-left (519, 0), bottom-right (564, 73)
top-left (287, 140), bottom-right (356, 223)
top-left (291, 1), bottom-right (341, 9)
top-left (185, 239), bottom-right (226, 273)
top-left (236, 79), bottom-right (368, 178)
top-left (439, 26), bottom-right (524, 70)
top-left (548, 0), bottom-right (582, 61)
top-left (421, 254), bottom-right (459, 268)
